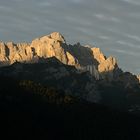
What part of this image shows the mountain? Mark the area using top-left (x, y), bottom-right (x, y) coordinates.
top-left (0, 32), bottom-right (140, 111)
top-left (0, 32), bottom-right (122, 80)
top-left (0, 55), bottom-right (140, 112)
top-left (0, 57), bottom-right (100, 103)
top-left (1, 32), bottom-right (140, 139)
top-left (1, 76), bottom-right (140, 139)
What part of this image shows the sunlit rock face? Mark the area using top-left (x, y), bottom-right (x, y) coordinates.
top-left (137, 75), bottom-right (140, 83)
top-left (8, 42), bottom-right (33, 64)
top-left (0, 42), bottom-right (33, 64)
top-left (91, 47), bottom-right (106, 64)
top-left (0, 32), bottom-right (121, 80)
top-left (0, 42), bottom-right (9, 62)
top-left (98, 56), bottom-right (117, 72)
top-left (98, 56), bottom-right (120, 80)
top-left (49, 32), bottom-right (66, 43)
top-left (30, 32), bottom-right (78, 66)
top-left (90, 48), bottom-right (121, 80)
top-left (64, 42), bottom-right (120, 80)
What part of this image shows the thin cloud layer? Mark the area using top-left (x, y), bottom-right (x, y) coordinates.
top-left (94, 14), bottom-right (120, 23)
top-left (123, 0), bottom-right (140, 6)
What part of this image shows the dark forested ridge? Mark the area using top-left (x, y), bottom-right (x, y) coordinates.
top-left (0, 58), bottom-right (140, 139)
top-left (0, 76), bottom-right (140, 139)
top-left (1, 58), bottom-right (140, 112)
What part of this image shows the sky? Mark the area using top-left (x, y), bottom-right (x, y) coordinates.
top-left (0, 0), bottom-right (140, 74)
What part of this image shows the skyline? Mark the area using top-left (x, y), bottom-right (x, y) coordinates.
top-left (0, 0), bottom-right (140, 74)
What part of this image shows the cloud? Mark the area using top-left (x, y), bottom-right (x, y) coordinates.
top-left (38, 1), bottom-right (52, 7)
top-left (98, 35), bottom-right (110, 40)
top-left (65, 16), bottom-right (92, 26)
top-left (13, 0), bottom-right (23, 2)
top-left (0, 5), bottom-right (12, 11)
top-left (116, 40), bottom-right (140, 48)
top-left (123, 0), bottom-right (140, 5)
top-left (126, 34), bottom-right (140, 42)
top-left (111, 48), bottom-right (139, 56)
top-left (71, 0), bottom-right (84, 3)
top-left (94, 14), bottom-right (120, 23)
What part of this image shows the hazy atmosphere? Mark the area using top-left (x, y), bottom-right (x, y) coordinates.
top-left (0, 0), bottom-right (140, 74)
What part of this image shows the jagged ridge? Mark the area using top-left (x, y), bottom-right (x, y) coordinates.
top-left (0, 32), bottom-right (121, 80)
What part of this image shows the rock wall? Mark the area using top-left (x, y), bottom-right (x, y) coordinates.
top-left (0, 32), bottom-right (121, 80)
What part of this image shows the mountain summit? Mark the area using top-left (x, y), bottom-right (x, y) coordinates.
top-left (0, 32), bottom-right (140, 111)
top-left (0, 32), bottom-right (121, 80)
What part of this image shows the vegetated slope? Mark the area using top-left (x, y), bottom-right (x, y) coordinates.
top-left (97, 71), bottom-right (140, 111)
top-left (1, 57), bottom-right (140, 112)
top-left (0, 57), bottom-right (100, 103)
top-left (1, 32), bottom-right (140, 112)
top-left (0, 76), bottom-right (140, 140)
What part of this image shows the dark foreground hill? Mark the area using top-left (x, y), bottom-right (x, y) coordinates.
top-left (0, 76), bottom-right (140, 140)
top-left (1, 57), bottom-right (140, 112)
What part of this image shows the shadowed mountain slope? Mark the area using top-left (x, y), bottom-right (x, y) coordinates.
top-left (0, 76), bottom-right (140, 139)
top-left (0, 57), bottom-right (100, 103)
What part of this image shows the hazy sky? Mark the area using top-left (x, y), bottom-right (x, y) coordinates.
top-left (0, 0), bottom-right (140, 74)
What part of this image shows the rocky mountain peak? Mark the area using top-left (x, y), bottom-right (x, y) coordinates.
top-left (30, 32), bottom-right (77, 66)
top-left (91, 47), bottom-right (106, 64)
top-left (98, 56), bottom-right (119, 80)
top-left (0, 32), bottom-right (123, 80)
top-left (37, 32), bottom-right (65, 43)
top-left (49, 32), bottom-right (66, 43)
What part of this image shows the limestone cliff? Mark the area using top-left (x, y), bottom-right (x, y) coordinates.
top-left (30, 32), bottom-right (79, 66)
top-left (0, 32), bottom-right (121, 80)
top-left (98, 56), bottom-right (120, 80)
top-left (91, 47), bottom-right (106, 64)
